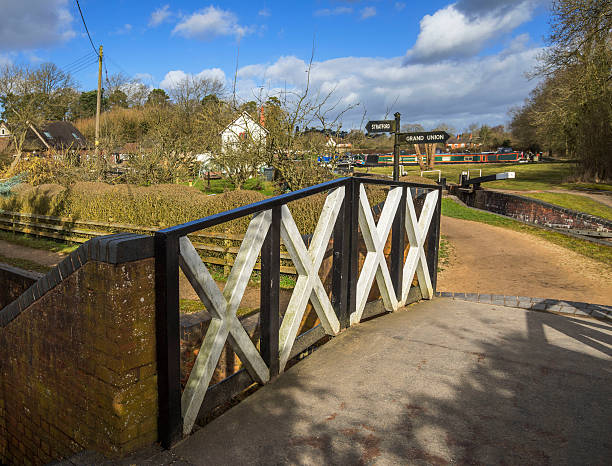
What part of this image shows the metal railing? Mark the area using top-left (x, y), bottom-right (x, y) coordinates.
top-left (154, 176), bottom-right (442, 447)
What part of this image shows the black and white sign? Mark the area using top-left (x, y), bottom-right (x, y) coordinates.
top-left (366, 120), bottom-right (396, 133)
top-left (397, 131), bottom-right (450, 144)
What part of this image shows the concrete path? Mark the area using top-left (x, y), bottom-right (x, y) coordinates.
top-left (157, 299), bottom-right (611, 465)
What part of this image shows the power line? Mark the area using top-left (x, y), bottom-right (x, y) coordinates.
top-left (75, 0), bottom-right (99, 56)
top-left (64, 56), bottom-right (99, 74)
top-left (62, 52), bottom-right (97, 71)
top-left (70, 58), bottom-right (99, 76)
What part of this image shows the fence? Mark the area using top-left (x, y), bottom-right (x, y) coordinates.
top-left (155, 176), bottom-right (442, 447)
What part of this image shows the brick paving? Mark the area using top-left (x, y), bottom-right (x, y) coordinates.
top-left (436, 291), bottom-right (611, 320)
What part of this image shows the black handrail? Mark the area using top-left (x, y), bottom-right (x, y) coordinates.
top-left (155, 176), bottom-right (442, 448)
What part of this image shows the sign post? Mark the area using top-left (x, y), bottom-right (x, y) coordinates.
top-left (393, 113), bottom-right (401, 181)
top-left (365, 120), bottom-right (396, 133)
top-left (396, 131), bottom-right (450, 145)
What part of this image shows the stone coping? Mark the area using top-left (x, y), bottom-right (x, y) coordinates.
top-left (436, 291), bottom-right (611, 321)
top-left (0, 233), bottom-right (153, 328)
top-left (487, 189), bottom-right (612, 231)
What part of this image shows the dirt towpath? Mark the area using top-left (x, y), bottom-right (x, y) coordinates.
top-left (438, 216), bottom-right (612, 304)
top-left (0, 240), bottom-right (67, 268)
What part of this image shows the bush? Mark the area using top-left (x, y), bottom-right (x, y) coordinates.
top-left (2, 183), bottom-right (268, 233)
top-left (0, 175), bottom-right (439, 236)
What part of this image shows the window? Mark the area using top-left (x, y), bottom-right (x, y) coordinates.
top-left (72, 132), bottom-right (81, 140)
top-left (43, 131), bottom-right (53, 139)
top-left (0, 129), bottom-right (4, 135)
top-left (464, 156), bottom-right (473, 161)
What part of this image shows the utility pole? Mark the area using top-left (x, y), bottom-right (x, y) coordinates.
top-left (393, 112), bottom-right (401, 181)
top-left (95, 45), bottom-right (103, 156)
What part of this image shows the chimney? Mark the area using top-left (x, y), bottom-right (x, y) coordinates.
top-left (259, 105), bottom-right (265, 127)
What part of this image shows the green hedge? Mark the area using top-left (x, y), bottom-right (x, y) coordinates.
top-left (1, 175), bottom-right (438, 236)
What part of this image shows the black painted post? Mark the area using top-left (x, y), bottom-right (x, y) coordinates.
top-left (260, 206), bottom-right (280, 377)
top-left (332, 181), bottom-right (351, 329)
top-left (425, 187), bottom-right (443, 293)
top-left (154, 232), bottom-right (183, 448)
top-left (390, 186), bottom-right (407, 299)
top-left (346, 178), bottom-right (360, 324)
top-left (393, 112), bottom-right (401, 181)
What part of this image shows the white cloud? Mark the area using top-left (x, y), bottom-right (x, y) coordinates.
top-left (314, 7), bottom-right (353, 17)
top-left (406, 2), bottom-right (534, 63)
top-left (233, 43), bottom-right (542, 129)
top-left (360, 7), bottom-right (377, 19)
top-left (0, 0), bottom-right (75, 51)
top-left (112, 24), bottom-right (133, 35)
top-left (196, 68), bottom-right (226, 83)
top-left (160, 68), bottom-right (226, 90)
top-left (395, 2), bottom-right (406, 11)
top-left (149, 5), bottom-right (172, 27)
top-left (172, 6), bottom-right (252, 40)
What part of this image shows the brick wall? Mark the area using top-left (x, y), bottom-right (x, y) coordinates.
top-left (454, 188), bottom-right (612, 232)
top-left (0, 235), bottom-right (157, 465)
top-left (0, 264), bottom-right (42, 309)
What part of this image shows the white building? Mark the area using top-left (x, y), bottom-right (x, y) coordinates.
top-left (0, 121), bottom-right (10, 138)
top-left (220, 112), bottom-right (267, 151)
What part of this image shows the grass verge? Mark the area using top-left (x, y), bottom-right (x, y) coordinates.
top-left (441, 198), bottom-right (612, 266)
top-left (0, 230), bottom-right (78, 254)
top-left (356, 162), bottom-right (580, 191)
top-left (180, 299), bottom-right (260, 317)
top-left (521, 192), bottom-right (612, 220)
top-left (438, 235), bottom-right (453, 272)
top-left (189, 177), bottom-right (277, 196)
top-left (0, 254), bottom-right (50, 274)
top-left (561, 182), bottom-right (612, 192)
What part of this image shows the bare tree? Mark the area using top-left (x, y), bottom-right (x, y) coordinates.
top-left (167, 75), bottom-right (225, 114)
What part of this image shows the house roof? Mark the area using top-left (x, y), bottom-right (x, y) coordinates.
top-left (27, 121), bottom-right (88, 150)
top-left (220, 111), bottom-right (269, 136)
top-left (446, 134), bottom-right (481, 145)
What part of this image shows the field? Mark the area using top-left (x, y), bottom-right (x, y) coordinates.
top-left (355, 162), bottom-right (612, 192)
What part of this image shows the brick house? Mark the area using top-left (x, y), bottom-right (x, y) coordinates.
top-left (446, 133), bottom-right (482, 151)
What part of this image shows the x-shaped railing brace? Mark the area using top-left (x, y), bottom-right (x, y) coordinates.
top-left (178, 211), bottom-right (272, 435)
top-left (278, 187), bottom-right (344, 370)
top-left (402, 189), bottom-right (438, 302)
top-left (351, 184), bottom-right (402, 324)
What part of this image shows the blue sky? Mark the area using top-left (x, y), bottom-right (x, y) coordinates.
top-left (1, 0), bottom-right (552, 130)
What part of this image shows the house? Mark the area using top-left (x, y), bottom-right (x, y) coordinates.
top-left (0, 121), bottom-right (10, 138)
top-left (23, 121), bottom-right (88, 152)
top-left (220, 112), bottom-right (268, 151)
top-left (446, 133), bottom-right (482, 151)
top-left (326, 137), bottom-right (352, 154)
